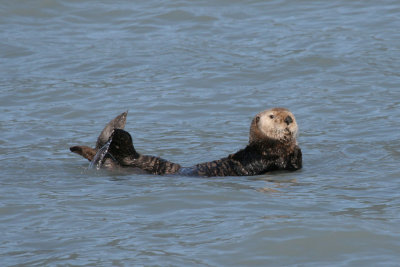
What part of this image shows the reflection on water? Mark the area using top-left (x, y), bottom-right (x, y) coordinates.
top-left (1, 0), bottom-right (400, 266)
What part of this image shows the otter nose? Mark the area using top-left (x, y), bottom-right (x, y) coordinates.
top-left (284, 116), bottom-right (293, 125)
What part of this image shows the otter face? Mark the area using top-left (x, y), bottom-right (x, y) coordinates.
top-left (250, 108), bottom-right (298, 143)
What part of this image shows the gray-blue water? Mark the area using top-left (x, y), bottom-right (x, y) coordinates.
top-left (1, 0), bottom-right (400, 266)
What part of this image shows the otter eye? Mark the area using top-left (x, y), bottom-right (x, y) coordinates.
top-left (269, 114), bottom-right (275, 119)
top-left (255, 116), bottom-right (260, 123)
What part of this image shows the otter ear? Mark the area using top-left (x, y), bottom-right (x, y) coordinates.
top-left (70, 145), bottom-right (97, 162)
top-left (96, 111), bottom-right (128, 149)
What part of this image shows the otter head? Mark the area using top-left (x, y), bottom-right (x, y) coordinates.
top-left (249, 108), bottom-right (298, 144)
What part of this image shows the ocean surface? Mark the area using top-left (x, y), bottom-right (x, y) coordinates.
top-left (1, 0), bottom-right (400, 266)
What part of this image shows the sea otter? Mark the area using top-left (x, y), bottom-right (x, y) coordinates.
top-left (70, 108), bottom-right (302, 176)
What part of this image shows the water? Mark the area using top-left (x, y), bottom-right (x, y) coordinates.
top-left (1, 0), bottom-right (400, 265)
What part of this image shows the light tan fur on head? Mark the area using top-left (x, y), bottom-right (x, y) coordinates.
top-left (249, 108), bottom-right (298, 144)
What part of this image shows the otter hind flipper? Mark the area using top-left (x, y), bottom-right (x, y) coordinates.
top-left (96, 111), bottom-right (128, 150)
top-left (70, 111), bottom-right (127, 163)
top-left (107, 128), bottom-right (139, 164)
top-left (70, 145), bottom-right (97, 162)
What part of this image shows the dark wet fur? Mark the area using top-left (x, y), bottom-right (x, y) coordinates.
top-left (184, 141), bottom-right (302, 177)
top-left (108, 129), bottom-right (182, 175)
top-left (107, 129), bottom-right (302, 177)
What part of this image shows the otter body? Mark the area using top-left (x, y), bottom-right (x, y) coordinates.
top-left (70, 108), bottom-right (302, 177)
